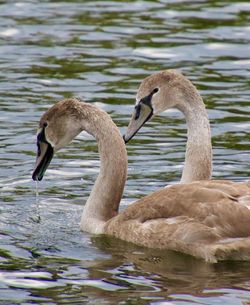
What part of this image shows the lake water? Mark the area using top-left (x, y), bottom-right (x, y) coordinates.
top-left (0, 1), bottom-right (250, 304)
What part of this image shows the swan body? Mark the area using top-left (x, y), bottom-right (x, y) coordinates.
top-left (32, 97), bottom-right (250, 263)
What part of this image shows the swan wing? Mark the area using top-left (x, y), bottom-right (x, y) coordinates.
top-left (105, 181), bottom-right (250, 262)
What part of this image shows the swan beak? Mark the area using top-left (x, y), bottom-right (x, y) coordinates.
top-left (123, 102), bottom-right (153, 143)
top-left (32, 135), bottom-right (54, 181)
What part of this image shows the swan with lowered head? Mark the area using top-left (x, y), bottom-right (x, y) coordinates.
top-left (32, 97), bottom-right (250, 262)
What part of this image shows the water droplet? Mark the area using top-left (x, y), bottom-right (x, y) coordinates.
top-left (30, 181), bottom-right (41, 223)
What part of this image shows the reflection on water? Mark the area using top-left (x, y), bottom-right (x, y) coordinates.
top-left (0, 0), bottom-right (250, 304)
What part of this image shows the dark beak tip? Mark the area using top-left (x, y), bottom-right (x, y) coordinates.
top-left (123, 134), bottom-right (130, 144)
top-left (32, 172), bottom-right (39, 181)
top-left (32, 172), bottom-right (36, 181)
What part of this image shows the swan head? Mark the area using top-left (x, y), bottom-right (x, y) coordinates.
top-left (32, 98), bottom-right (83, 181)
top-left (123, 70), bottom-right (192, 142)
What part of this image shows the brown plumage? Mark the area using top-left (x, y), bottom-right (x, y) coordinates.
top-left (32, 94), bottom-right (250, 263)
top-left (105, 180), bottom-right (250, 262)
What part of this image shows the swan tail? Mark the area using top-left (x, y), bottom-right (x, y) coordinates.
top-left (206, 238), bottom-right (250, 263)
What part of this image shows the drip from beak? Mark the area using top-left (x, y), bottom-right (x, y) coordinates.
top-left (32, 130), bottom-right (54, 181)
top-left (123, 102), bottom-right (153, 143)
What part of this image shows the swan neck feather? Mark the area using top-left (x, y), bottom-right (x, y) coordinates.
top-left (177, 93), bottom-right (212, 182)
top-left (79, 105), bottom-right (127, 233)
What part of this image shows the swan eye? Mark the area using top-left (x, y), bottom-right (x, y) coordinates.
top-left (37, 124), bottom-right (48, 143)
top-left (152, 88), bottom-right (159, 94)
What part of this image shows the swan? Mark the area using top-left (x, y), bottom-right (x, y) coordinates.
top-left (32, 97), bottom-right (250, 262)
top-left (124, 69), bottom-right (213, 183)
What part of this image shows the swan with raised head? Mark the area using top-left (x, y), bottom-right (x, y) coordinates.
top-left (124, 69), bottom-right (213, 183)
top-left (32, 97), bottom-right (250, 262)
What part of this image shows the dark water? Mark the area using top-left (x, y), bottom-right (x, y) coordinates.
top-left (0, 1), bottom-right (250, 304)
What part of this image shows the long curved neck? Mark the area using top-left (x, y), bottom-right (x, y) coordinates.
top-left (80, 105), bottom-right (127, 233)
top-left (177, 92), bottom-right (212, 183)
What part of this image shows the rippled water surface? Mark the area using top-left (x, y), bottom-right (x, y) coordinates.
top-left (0, 1), bottom-right (250, 304)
